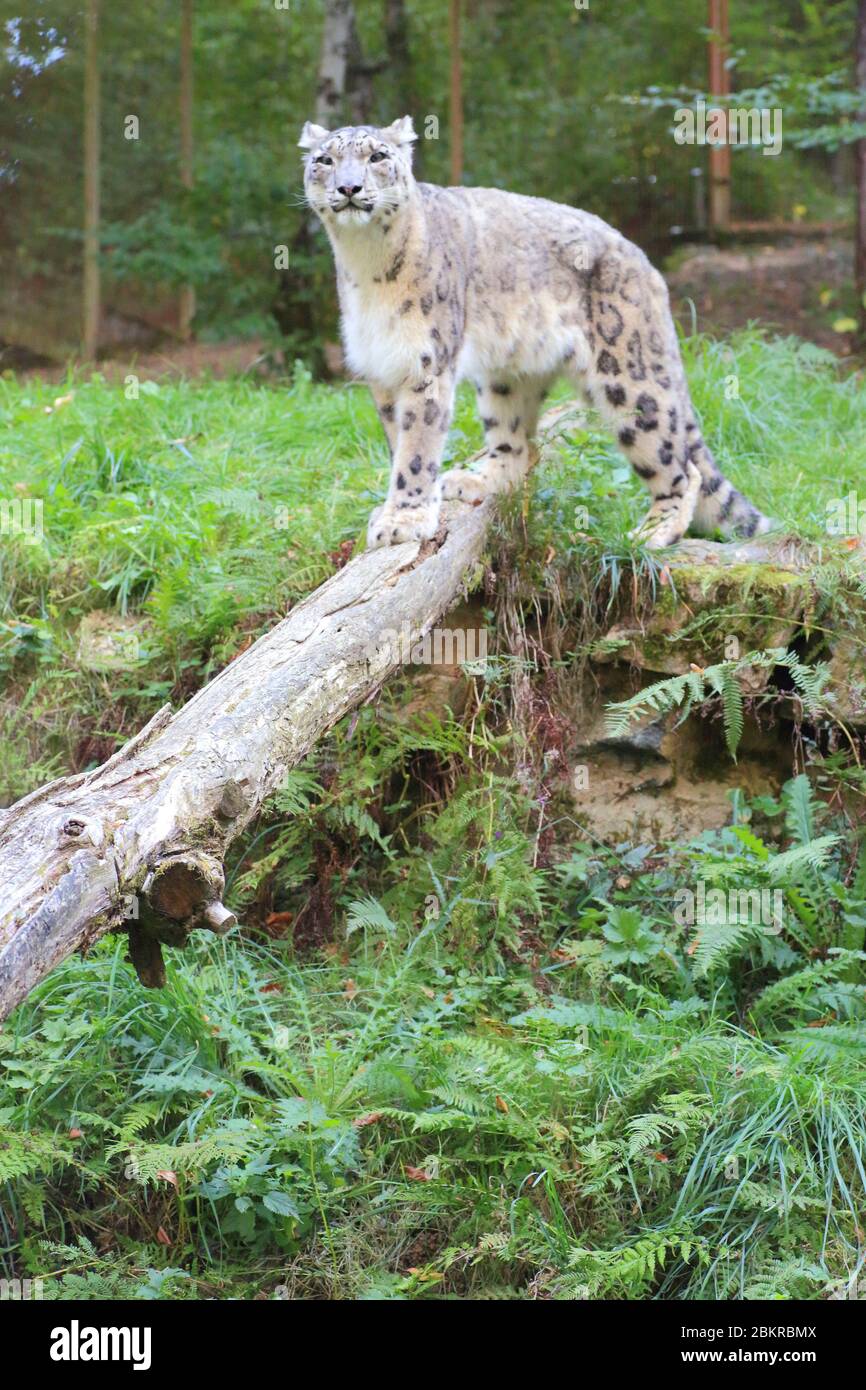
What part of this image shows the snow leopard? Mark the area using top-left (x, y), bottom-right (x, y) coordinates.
top-left (299, 114), bottom-right (770, 551)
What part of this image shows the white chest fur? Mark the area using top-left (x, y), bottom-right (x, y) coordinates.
top-left (339, 277), bottom-right (428, 389)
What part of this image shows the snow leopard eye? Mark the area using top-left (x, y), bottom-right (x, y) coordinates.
top-left (314, 155), bottom-right (333, 167)
top-left (369, 150), bottom-right (388, 163)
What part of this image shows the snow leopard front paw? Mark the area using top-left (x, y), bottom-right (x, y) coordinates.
top-left (366, 500), bottom-right (441, 549)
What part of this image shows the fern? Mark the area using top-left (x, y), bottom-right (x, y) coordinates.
top-left (706, 664), bottom-right (744, 759)
top-left (606, 649), bottom-right (833, 758)
top-left (567, 1227), bottom-right (706, 1296)
top-left (272, 767), bottom-right (323, 816)
top-left (0, 1128), bottom-right (73, 1182)
top-left (783, 773), bottom-right (816, 845)
top-left (345, 896), bottom-right (397, 937)
top-left (766, 835), bottom-right (839, 882)
top-left (109, 1121), bottom-right (257, 1184)
top-left (741, 1258), bottom-right (827, 1300)
top-left (37, 1239), bottom-right (192, 1301)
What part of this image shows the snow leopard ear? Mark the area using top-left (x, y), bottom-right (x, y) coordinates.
top-left (380, 115), bottom-right (417, 149)
top-left (298, 122), bottom-right (330, 151)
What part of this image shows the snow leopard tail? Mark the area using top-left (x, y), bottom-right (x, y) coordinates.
top-left (685, 425), bottom-right (772, 540)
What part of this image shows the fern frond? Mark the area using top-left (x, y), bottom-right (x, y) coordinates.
top-left (345, 896), bottom-right (397, 937)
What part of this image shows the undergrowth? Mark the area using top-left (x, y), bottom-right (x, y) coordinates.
top-left (2, 331), bottom-right (866, 1299)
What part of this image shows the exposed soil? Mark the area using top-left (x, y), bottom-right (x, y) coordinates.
top-left (566, 684), bottom-right (794, 845)
top-left (666, 237), bottom-right (859, 357)
top-left (15, 336), bottom-right (278, 386)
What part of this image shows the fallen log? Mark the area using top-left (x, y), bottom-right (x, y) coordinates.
top-left (0, 401), bottom-right (852, 1020)
top-left (0, 483), bottom-right (499, 1020)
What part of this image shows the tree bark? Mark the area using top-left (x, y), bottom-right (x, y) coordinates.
top-left (707, 0), bottom-right (731, 234)
top-left (274, 0), bottom-right (370, 369)
top-left (384, 0), bottom-right (420, 176)
top-left (82, 0), bottom-right (100, 360)
top-left (315, 0), bottom-right (359, 128)
top-left (449, 0), bottom-right (463, 185)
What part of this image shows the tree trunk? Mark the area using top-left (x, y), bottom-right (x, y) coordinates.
top-left (178, 0), bottom-right (195, 340)
top-left (707, 0), bottom-right (731, 234)
top-left (82, 0), bottom-right (100, 360)
top-left (314, 0), bottom-right (358, 127)
top-left (449, 0), bottom-right (463, 185)
top-left (274, 0), bottom-right (369, 369)
top-left (385, 0), bottom-right (413, 113)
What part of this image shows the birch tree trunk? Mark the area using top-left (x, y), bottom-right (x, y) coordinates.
top-left (275, 0), bottom-right (369, 363)
top-left (449, 0), bottom-right (463, 186)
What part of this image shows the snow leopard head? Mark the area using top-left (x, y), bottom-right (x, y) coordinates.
top-left (300, 116), bottom-right (417, 227)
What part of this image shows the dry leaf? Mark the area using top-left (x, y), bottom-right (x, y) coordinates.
top-left (405, 1165), bottom-right (432, 1182)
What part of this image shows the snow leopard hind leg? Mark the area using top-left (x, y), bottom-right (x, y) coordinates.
top-left (577, 251), bottom-right (771, 549)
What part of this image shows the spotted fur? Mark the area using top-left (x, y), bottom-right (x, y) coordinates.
top-left (300, 115), bottom-right (770, 549)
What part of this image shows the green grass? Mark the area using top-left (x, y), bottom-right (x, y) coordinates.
top-left (0, 360), bottom-right (490, 803)
top-left (2, 331), bottom-right (865, 805)
top-left (2, 331), bottom-right (866, 1300)
top-left (0, 330), bottom-right (861, 811)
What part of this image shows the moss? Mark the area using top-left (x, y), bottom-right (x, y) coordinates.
top-left (669, 561), bottom-right (812, 599)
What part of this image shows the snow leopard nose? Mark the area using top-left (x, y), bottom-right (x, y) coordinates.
top-left (337, 183), bottom-right (363, 199)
